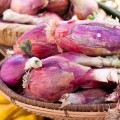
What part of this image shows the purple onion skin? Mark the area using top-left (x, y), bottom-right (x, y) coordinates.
top-left (0, 55), bottom-right (29, 88)
top-left (55, 20), bottom-right (120, 56)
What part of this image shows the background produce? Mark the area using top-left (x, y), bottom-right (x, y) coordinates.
top-left (10, 0), bottom-right (49, 15)
top-left (0, 0), bottom-right (119, 24)
top-left (70, 0), bottom-right (98, 20)
top-left (46, 0), bottom-right (69, 15)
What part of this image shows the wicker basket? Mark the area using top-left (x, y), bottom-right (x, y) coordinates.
top-left (0, 23), bottom-right (118, 120)
top-left (0, 58), bottom-right (117, 120)
top-left (0, 22), bottom-right (34, 46)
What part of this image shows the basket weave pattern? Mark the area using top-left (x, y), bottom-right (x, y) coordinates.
top-left (0, 22), bottom-right (34, 46)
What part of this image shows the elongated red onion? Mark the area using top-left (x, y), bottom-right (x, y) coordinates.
top-left (59, 89), bottom-right (108, 107)
top-left (15, 19), bottom-right (120, 57)
top-left (14, 22), bottom-right (59, 59)
top-left (23, 58), bottom-right (89, 102)
top-left (55, 20), bottom-right (120, 56)
top-left (10, 0), bottom-right (49, 15)
top-left (23, 56), bottom-right (118, 102)
top-left (0, 0), bottom-right (11, 16)
top-left (0, 55), bottom-right (29, 87)
top-left (45, 52), bottom-right (120, 68)
top-left (46, 0), bottom-right (69, 15)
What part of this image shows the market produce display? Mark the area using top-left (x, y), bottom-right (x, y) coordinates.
top-left (0, 0), bottom-right (120, 115)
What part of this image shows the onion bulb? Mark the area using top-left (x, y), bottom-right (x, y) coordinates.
top-left (0, 55), bottom-right (29, 87)
top-left (10, 0), bottom-right (49, 15)
top-left (46, 0), bottom-right (69, 15)
top-left (70, 0), bottom-right (98, 20)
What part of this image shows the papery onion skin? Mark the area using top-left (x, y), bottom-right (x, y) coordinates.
top-left (0, 55), bottom-right (29, 87)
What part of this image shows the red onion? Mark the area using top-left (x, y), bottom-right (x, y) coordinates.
top-left (14, 22), bottom-right (59, 59)
top-left (59, 89), bottom-right (108, 107)
top-left (46, 0), bottom-right (69, 15)
top-left (10, 0), bottom-right (49, 15)
top-left (70, 0), bottom-right (98, 20)
top-left (45, 52), bottom-right (120, 68)
top-left (23, 55), bottom-right (118, 102)
top-left (0, 55), bottom-right (29, 87)
top-left (0, 0), bottom-right (11, 16)
top-left (55, 20), bottom-right (120, 56)
top-left (23, 58), bottom-right (88, 102)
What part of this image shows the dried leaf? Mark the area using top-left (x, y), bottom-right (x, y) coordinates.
top-left (19, 40), bottom-right (32, 57)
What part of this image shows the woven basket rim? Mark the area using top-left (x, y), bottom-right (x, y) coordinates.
top-left (0, 58), bottom-right (117, 112)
